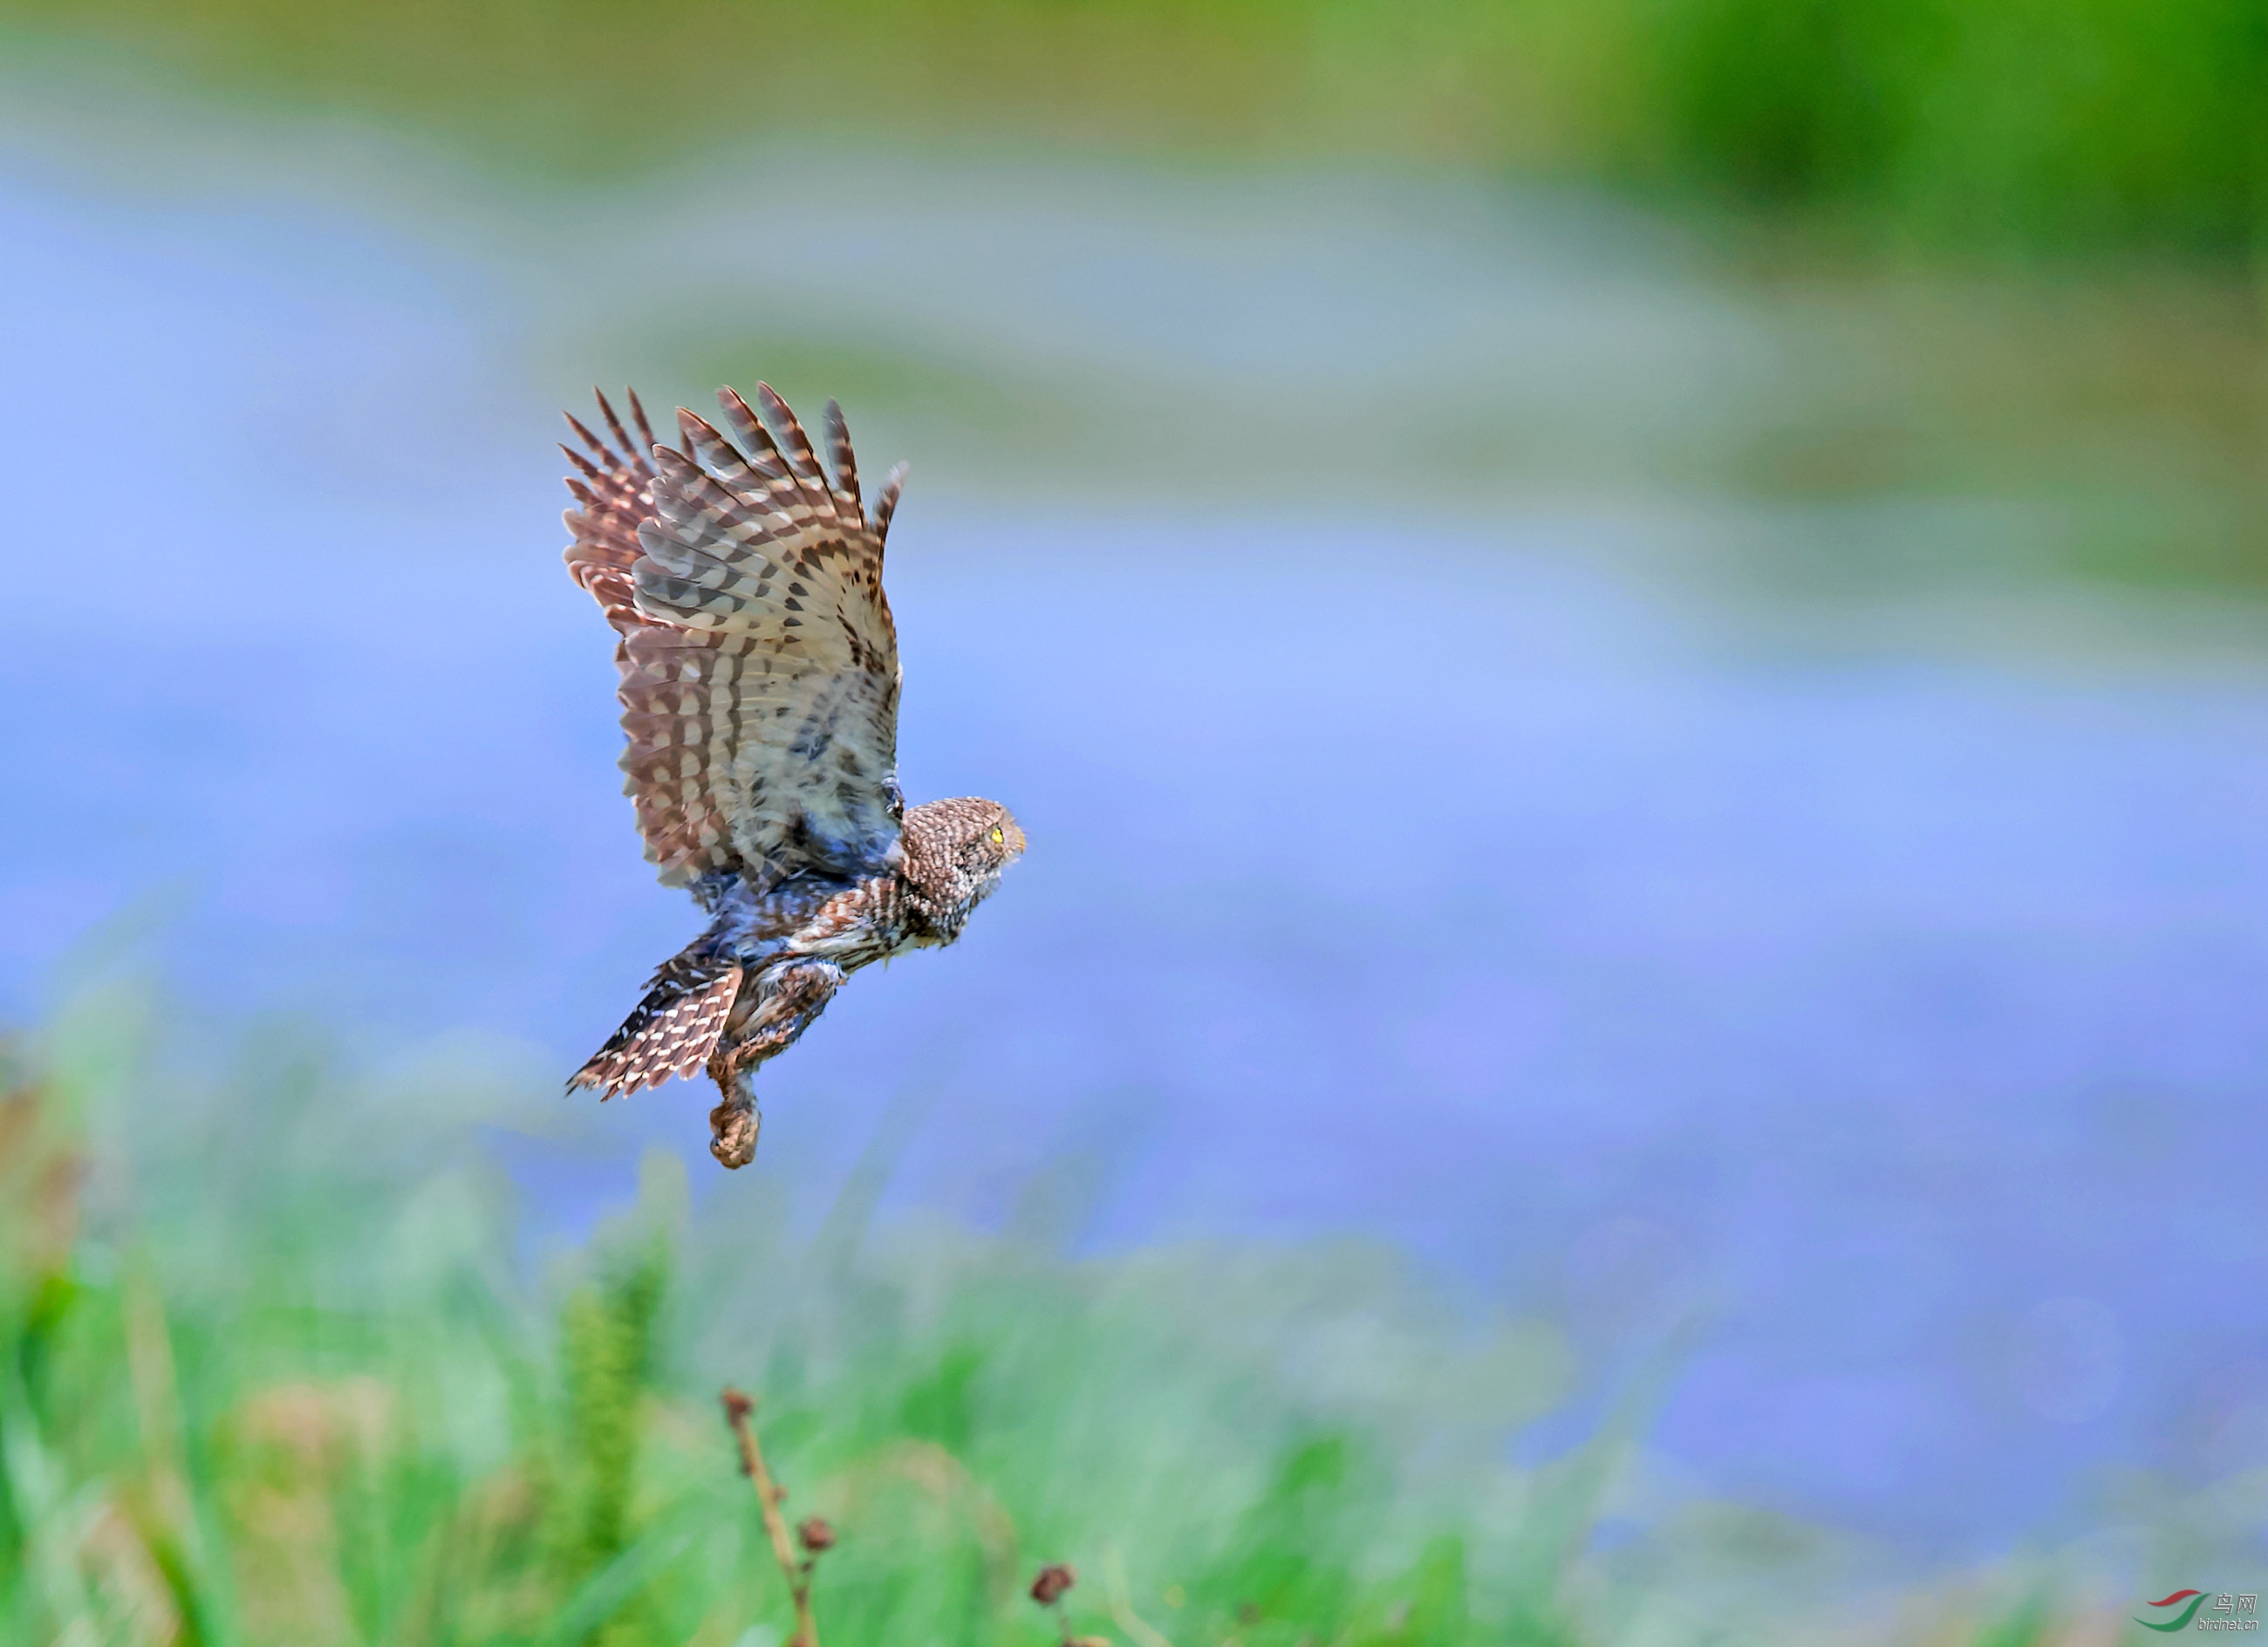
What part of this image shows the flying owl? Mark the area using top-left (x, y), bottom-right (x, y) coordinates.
top-left (558, 383), bottom-right (1026, 1168)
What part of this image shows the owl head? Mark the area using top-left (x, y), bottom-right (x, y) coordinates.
top-left (901, 796), bottom-right (1027, 938)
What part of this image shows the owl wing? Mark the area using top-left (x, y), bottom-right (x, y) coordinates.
top-left (562, 384), bottom-right (911, 893)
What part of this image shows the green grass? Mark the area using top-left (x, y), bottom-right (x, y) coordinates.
top-left (0, 994), bottom-right (2091, 1647)
top-left (1, 0), bottom-right (2262, 255)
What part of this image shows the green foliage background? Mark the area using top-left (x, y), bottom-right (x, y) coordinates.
top-left (3, 0), bottom-right (2261, 586)
top-left (2, 0), bottom-right (2263, 254)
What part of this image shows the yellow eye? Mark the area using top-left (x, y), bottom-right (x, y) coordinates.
top-left (988, 826), bottom-right (1004, 844)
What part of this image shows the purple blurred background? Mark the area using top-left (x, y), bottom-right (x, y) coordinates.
top-left (7, 81), bottom-right (2268, 1567)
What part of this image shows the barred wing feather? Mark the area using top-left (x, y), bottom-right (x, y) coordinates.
top-left (562, 384), bottom-right (909, 892)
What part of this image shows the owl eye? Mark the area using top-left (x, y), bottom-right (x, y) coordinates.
top-left (988, 826), bottom-right (1004, 844)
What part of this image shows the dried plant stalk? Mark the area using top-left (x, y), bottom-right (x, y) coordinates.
top-left (721, 1386), bottom-right (820, 1647)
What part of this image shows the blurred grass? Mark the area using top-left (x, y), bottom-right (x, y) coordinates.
top-left (0, 1001), bottom-right (2100, 1646)
top-left (676, 275), bottom-right (2268, 593)
top-left (1722, 259), bottom-right (2268, 591)
top-left (1, 0), bottom-right (2264, 255)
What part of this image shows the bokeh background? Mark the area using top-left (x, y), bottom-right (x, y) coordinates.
top-left (3, 3), bottom-right (2266, 1642)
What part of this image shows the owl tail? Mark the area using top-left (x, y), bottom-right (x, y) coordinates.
top-left (568, 951), bottom-right (743, 1099)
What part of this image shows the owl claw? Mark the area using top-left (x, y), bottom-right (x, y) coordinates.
top-left (709, 1090), bottom-right (760, 1169)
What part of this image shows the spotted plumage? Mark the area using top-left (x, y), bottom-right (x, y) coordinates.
top-left (561, 385), bottom-right (1025, 1166)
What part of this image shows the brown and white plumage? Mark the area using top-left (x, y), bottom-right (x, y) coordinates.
top-left (564, 385), bottom-right (909, 890)
top-left (560, 384), bottom-right (1024, 1167)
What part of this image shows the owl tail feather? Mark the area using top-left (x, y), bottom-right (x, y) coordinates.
top-left (568, 953), bottom-right (743, 1099)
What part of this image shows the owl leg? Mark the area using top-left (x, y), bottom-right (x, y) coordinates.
top-left (700, 959), bottom-right (846, 1171)
top-left (707, 1065), bottom-right (761, 1170)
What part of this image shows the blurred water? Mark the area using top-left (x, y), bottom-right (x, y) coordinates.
top-left (6, 89), bottom-right (2268, 1568)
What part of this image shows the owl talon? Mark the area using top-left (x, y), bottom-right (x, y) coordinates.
top-left (709, 1091), bottom-right (760, 1169)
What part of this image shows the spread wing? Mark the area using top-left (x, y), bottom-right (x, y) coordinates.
top-left (562, 384), bottom-right (910, 894)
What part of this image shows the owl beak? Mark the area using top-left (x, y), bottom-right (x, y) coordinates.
top-left (1005, 821), bottom-right (1028, 858)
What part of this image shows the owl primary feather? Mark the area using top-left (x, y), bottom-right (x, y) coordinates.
top-left (558, 383), bottom-right (1025, 1168)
